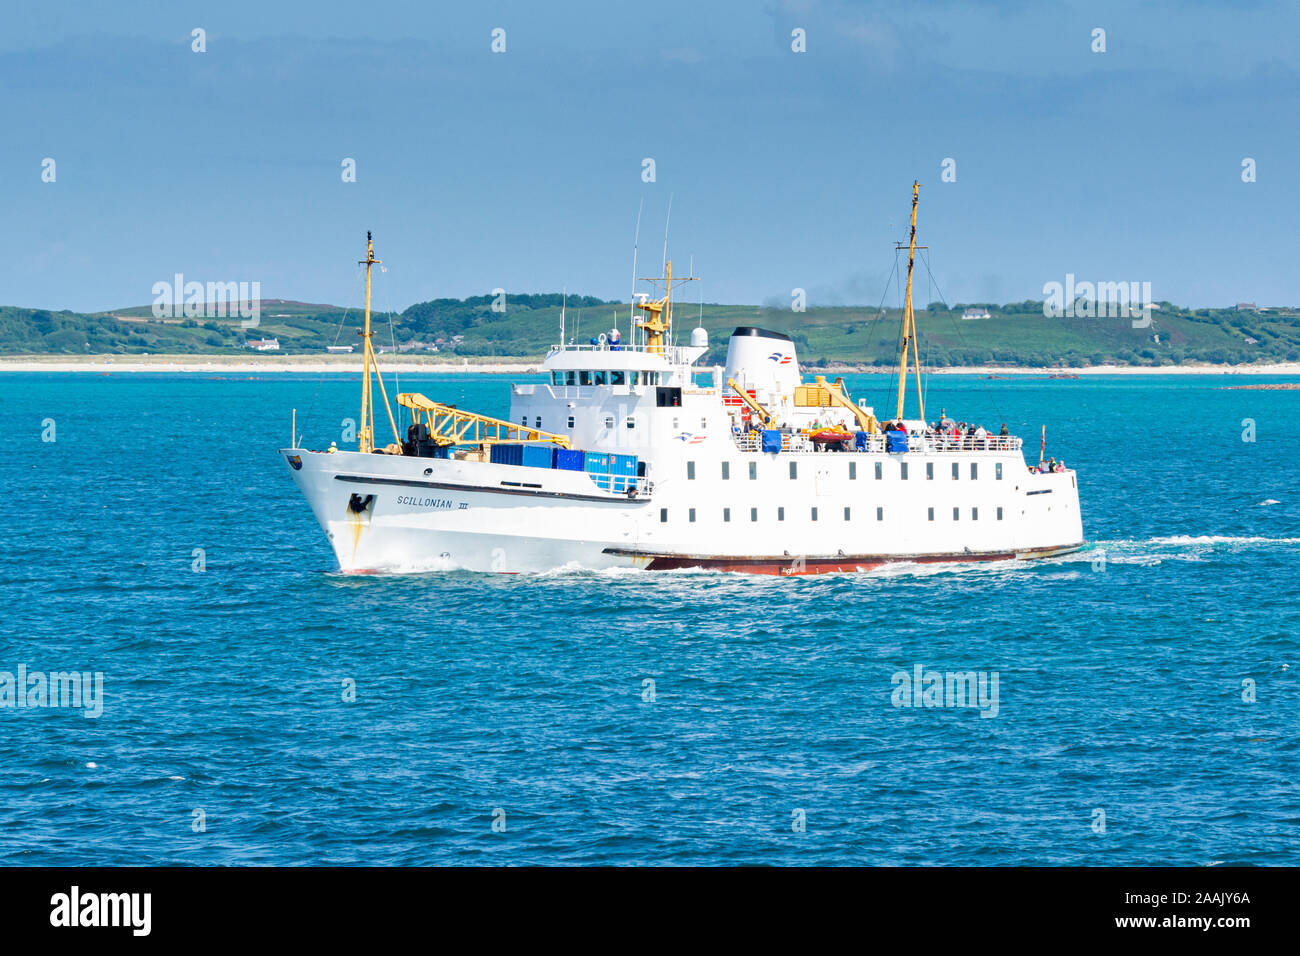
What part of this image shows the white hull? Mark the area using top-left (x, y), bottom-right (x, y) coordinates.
top-left (282, 440), bottom-right (1084, 575)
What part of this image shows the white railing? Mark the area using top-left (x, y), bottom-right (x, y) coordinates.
top-left (730, 431), bottom-right (1023, 454)
top-left (587, 474), bottom-right (655, 497)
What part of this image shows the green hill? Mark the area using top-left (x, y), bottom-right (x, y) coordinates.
top-left (2, 295), bottom-right (1298, 367)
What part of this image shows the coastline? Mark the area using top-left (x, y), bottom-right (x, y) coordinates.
top-left (1, 355), bottom-right (1299, 376)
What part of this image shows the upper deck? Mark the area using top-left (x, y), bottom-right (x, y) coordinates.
top-left (732, 430), bottom-right (1024, 455)
top-left (543, 341), bottom-right (708, 371)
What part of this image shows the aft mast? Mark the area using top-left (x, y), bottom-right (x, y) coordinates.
top-left (894, 182), bottom-right (926, 422)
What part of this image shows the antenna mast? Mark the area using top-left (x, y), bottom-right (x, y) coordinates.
top-left (630, 199), bottom-right (643, 349)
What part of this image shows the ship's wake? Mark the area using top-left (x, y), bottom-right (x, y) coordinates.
top-left (1058, 535), bottom-right (1300, 567)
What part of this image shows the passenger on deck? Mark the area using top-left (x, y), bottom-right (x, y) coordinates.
top-left (999, 423), bottom-right (1009, 437)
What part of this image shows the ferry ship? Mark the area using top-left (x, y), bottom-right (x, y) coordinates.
top-left (281, 184), bottom-right (1084, 574)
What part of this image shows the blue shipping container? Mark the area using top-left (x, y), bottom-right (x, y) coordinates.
top-left (584, 452), bottom-right (612, 473)
top-left (490, 444), bottom-right (523, 466)
top-left (608, 453), bottom-right (639, 476)
top-left (520, 445), bottom-right (554, 469)
top-left (553, 448), bottom-right (585, 471)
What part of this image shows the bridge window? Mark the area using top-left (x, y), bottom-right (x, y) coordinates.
top-left (610, 371), bottom-right (626, 385)
top-left (996, 462), bottom-right (1003, 480)
top-left (687, 461), bottom-right (696, 480)
top-left (721, 462), bottom-right (730, 480)
top-left (971, 463), bottom-right (978, 480)
top-left (849, 462), bottom-right (857, 480)
top-left (593, 371), bottom-right (607, 386)
top-left (789, 461), bottom-right (798, 479)
top-left (565, 371), bottom-right (576, 385)
top-left (875, 461), bottom-right (883, 480)
top-left (579, 371), bottom-right (591, 386)
top-left (628, 372), bottom-right (639, 386)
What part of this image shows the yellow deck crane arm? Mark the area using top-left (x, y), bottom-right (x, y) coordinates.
top-left (396, 393), bottom-right (572, 449)
top-left (726, 378), bottom-right (778, 428)
top-left (793, 376), bottom-right (880, 433)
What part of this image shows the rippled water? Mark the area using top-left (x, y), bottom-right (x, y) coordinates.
top-left (2, 370), bottom-right (1297, 864)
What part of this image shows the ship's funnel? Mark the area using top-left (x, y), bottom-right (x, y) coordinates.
top-left (723, 327), bottom-right (799, 398)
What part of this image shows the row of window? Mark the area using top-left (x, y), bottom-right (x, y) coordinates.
top-left (689, 460), bottom-right (1005, 481)
top-left (928, 507), bottom-right (1004, 521)
top-left (550, 370), bottom-right (665, 386)
top-left (660, 506), bottom-right (1005, 523)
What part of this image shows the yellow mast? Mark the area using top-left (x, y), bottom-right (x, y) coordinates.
top-left (636, 259), bottom-right (697, 355)
top-left (894, 181), bottom-right (926, 423)
top-left (357, 231), bottom-right (401, 453)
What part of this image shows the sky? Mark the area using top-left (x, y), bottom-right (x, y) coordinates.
top-left (1, 0), bottom-right (1297, 313)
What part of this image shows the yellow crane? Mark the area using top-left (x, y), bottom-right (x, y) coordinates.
top-left (726, 378), bottom-right (778, 427)
top-left (397, 393), bottom-right (571, 449)
top-left (794, 376), bottom-right (880, 433)
top-left (348, 234), bottom-right (571, 456)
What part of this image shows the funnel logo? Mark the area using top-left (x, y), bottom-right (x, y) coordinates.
top-left (768, 352), bottom-right (793, 365)
top-left (675, 432), bottom-right (706, 445)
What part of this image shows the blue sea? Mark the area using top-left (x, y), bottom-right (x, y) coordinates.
top-left (2, 370), bottom-right (1297, 865)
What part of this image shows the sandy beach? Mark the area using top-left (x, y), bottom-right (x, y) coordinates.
top-left (2, 354), bottom-right (1299, 376)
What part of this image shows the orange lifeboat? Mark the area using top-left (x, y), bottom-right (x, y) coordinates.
top-left (809, 427), bottom-right (853, 445)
